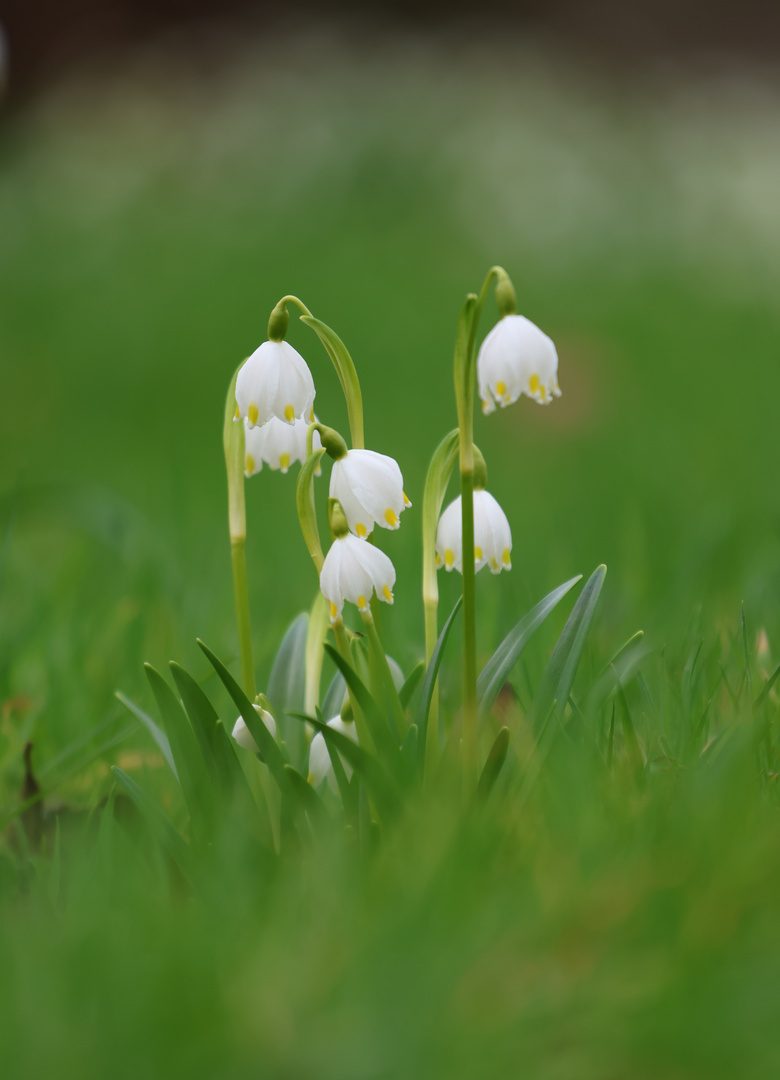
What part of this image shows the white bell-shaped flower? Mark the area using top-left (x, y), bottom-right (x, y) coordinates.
top-left (435, 490), bottom-right (512, 575)
top-left (244, 415), bottom-right (322, 477)
top-left (231, 705), bottom-right (277, 752)
top-left (477, 314), bottom-right (561, 414)
top-left (235, 340), bottom-right (316, 429)
top-left (329, 449), bottom-right (411, 537)
top-left (320, 533), bottom-right (396, 622)
top-left (308, 715), bottom-right (359, 790)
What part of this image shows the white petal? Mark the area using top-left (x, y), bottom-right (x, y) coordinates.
top-left (477, 314), bottom-right (559, 411)
top-left (474, 490), bottom-right (512, 574)
top-left (232, 706), bottom-right (277, 752)
top-left (320, 540), bottom-right (347, 621)
top-left (308, 715), bottom-right (359, 789)
top-left (235, 343), bottom-right (281, 428)
top-left (235, 340), bottom-right (316, 427)
top-left (308, 732), bottom-right (332, 787)
top-left (436, 491), bottom-right (511, 575)
top-left (436, 496), bottom-right (464, 573)
top-left (330, 462), bottom-right (374, 537)
top-left (271, 341), bottom-right (316, 423)
top-left (319, 534), bottom-right (396, 618)
top-left (329, 449), bottom-right (407, 535)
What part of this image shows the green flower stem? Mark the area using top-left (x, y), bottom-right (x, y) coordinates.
top-left (421, 429), bottom-right (460, 777)
top-left (231, 542), bottom-right (256, 701)
top-left (453, 295), bottom-right (479, 792)
top-left (361, 609), bottom-right (405, 741)
top-left (296, 448), bottom-right (327, 574)
top-left (333, 620), bottom-right (374, 754)
top-left (224, 365), bottom-right (256, 700)
top-left (270, 294), bottom-right (365, 450)
top-left (452, 266), bottom-right (515, 793)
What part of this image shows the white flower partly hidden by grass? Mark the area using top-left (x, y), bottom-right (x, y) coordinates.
top-left (235, 340), bottom-right (316, 428)
top-left (478, 314), bottom-right (561, 414)
top-left (329, 449), bottom-right (411, 537)
top-left (436, 490), bottom-right (512, 575)
top-left (244, 415), bottom-right (322, 477)
top-left (320, 533), bottom-right (396, 622)
top-left (308, 715), bottom-right (359, 790)
top-left (231, 705), bottom-right (277, 751)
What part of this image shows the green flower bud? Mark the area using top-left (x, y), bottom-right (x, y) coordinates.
top-left (310, 422), bottom-right (348, 461)
top-left (327, 497), bottom-right (350, 539)
top-left (495, 272), bottom-right (517, 318)
top-left (473, 444), bottom-right (489, 491)
top-left (267, 301), bottom-right (290, 342)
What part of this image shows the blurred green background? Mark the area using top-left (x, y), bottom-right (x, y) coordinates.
top-left (3, 32), bottom-right (779, 764)
top-left (3, 21), bottom-right (780, 1080)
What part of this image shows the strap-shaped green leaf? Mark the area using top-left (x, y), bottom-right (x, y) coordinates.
top-left (324, 643), bottom-right (397, 761)
top-left (167, 662), bottom-right (219, 780)
top-left (399, 661), bottom-right (425, 711)
top-left (300, 315), bottom-right (364, 448)
top-left (169, 661), bottom-right (260, 822)
top-left (293, 712), bottom-right (400, 820)
top-left (417, 595), bottom-right (463, 777)
top-left (528, 565), bottom-right (607, 735)
top-left (116, 690), bottom-right (178, 780)
top-left (144, 663), bottom-right (214, 841)
top-left (111, 766), bottom-right (194, 881)
top-left (268, 611), bottom-right (309, 767)
top-left (283, 765), bottom-right (330, 834)
top-left (477, 575), bottom-right (582, 723)
top-left (196, 639), bottom-right (290, 794)
top-left (477, 726), bottom-right (511, 801)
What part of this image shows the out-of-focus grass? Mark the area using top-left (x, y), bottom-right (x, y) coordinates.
top-left (1, 29), bottom-right (780, 1078)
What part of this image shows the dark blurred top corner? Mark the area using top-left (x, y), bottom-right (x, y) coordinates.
top-left (1, 0), bottom-right (778, 105)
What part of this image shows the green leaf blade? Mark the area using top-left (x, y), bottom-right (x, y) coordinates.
top-left (477, 575), bottom-right (582, 723)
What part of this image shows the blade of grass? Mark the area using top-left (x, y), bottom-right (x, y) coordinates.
top-left (399, 661), bottom-right (425, 712)
top-left (477, 726), bottom-right (511, 801)
top-left (196, 639), bottom-right (290, 793)
top-left (289, 712), bottom-right (400, 820)
top-left (144, 663), bottom-right (214, 839)
top-left (477, 576), bottom-right (582, 723)
top-left (116, 691), bottom-right (178, 780)
top-left (111, 766), bottom-right (194, 881)
top-left (323, 643), bottom-right (398, 766)
top-left (528, 565), bottom-right (607, 735)
top-left (417, 594), bottom-right (463, 780)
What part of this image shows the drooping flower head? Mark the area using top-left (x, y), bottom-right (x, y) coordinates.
top-left (235, 340), bottom-right (316, 429)
top-left (436, 489), bottom-right (512, 575)
top-left (329, 448), bottom-right (411, 538)
top-left (231, 704), bottom-right (277, 752)
top-left (308, 715), bottom-right (359, 790)
top-left (477, 314), bottom-right (561, 414)
top-left (244, 414), bottom-right (322, 477)
top-left (320, 501), bottom-right (396, 622)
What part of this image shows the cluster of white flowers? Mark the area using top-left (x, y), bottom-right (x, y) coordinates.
top-left (230, 294), bottom-right (560, 785)
top-left (233, 331), bottom-right (410, 625)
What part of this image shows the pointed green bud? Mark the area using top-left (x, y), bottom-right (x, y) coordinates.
top-left (255, 693), bottom-right (276, 717)
top-left (310, 422), bottom-right (348, 460)
top-left (473, 444), bottom-right (489, 491)
top-left (267, 301), bottom-right (290, 342)
top-left (495, 270), bottom-right (517, 318)
top-left (327, 497), bottom-right (350, 539)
